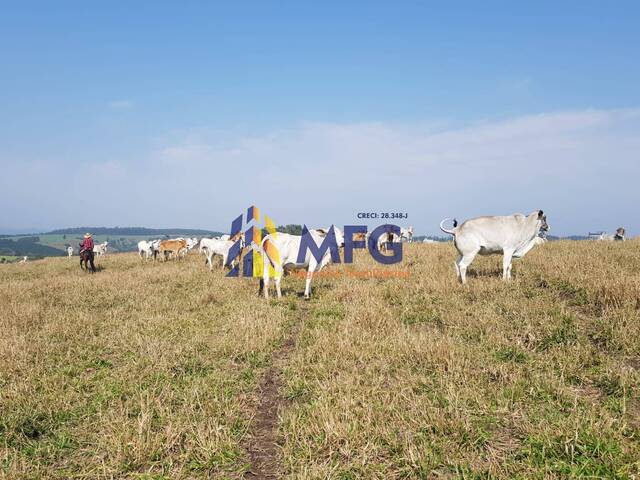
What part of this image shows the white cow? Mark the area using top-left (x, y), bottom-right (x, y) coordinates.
top-left (149, 239), bottom-right (161, 259)
top-left (260, 227), bottom-right (344, 299)
top-left (400, 226), bottom-right (414, 242)
top-left (19, 256), bottom-right (28, 264)
top-left (422, 238), bottom-right (436, 244)
top-left (137, 240), bottom-right (155, 260)
top-left (440, 210), bottom-right (549, 284)
top-left (93, 241), bottom-right (108, 256)
top-left (199, 237), bottom-right (239, 270)
top-left (67, 246), bottom-right (74, 258)
top-left (186, 237), bottom-right (199, 251)
top-left (599, 227), bottom-right (626, 241)
top-left (377, 230), bottom-right (402, 253)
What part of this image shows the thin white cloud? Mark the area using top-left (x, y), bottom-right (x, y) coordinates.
top-left (137, 109), bottom-right (639, 234)
top-left (1, 109), bottom-right (639, 234)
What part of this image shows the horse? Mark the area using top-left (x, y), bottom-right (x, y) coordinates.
top-left (79, 249), bottom-right (96, 272)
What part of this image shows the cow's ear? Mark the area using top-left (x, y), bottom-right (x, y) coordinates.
top-left (538, 210), bottom-right (544, 218)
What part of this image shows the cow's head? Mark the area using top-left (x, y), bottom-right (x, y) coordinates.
top-left (537, 210), bottom-right (549, 232)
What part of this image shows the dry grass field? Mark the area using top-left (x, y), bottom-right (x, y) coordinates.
top-left (1, 241), bottom-right (639, 479)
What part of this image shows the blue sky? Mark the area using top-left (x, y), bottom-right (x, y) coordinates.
top-left (1, 2), bottom-right (639, 235)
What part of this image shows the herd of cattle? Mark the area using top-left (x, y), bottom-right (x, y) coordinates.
top-left (60, 211), bottom-right (628, 298)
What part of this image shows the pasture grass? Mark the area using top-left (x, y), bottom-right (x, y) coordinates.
top-left (1, 240), bottom-right (639, 478)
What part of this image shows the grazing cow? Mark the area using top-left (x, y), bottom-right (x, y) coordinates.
top-left (19, 256), bottom-right (28, 264)
top-left (260, 227), bottom-right (344, 299)
top-left (93, 242), bottom-right (108, 256)
top-left (440, 210), bottom-right (549, 284)
top-left (158, 239), bottom-right (187, 261)
top-left (422, 238), bottom-right (436, 244)
top-left (67, 246), bottom-right (73, 258)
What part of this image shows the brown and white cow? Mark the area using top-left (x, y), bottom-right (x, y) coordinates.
top-left (158, 239), bottom-right (188, 261)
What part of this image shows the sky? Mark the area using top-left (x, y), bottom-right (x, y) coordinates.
top-left (1, 1), bottom-right (639, 236)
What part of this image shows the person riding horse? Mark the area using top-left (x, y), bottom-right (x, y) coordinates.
top-left (79, 233), bottom-right (96, 272)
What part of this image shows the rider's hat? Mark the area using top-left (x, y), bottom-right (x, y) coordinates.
top-left (84, 233), bottom-right (92, 238)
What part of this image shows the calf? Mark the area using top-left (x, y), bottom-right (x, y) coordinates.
top-left (158, 239), bottom-right (187, 261)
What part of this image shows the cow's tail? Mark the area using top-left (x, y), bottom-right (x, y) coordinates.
top-left (260, 239), bottom-right (273, 270)
top-left (439, 218), bottom-right (458, 236)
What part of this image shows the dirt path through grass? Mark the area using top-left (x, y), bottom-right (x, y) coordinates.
top-left (243, 303), bottom-right (306, 479)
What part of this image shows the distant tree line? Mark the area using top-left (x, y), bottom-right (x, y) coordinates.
top-left (257, 224), bottom-right (303, 237)
top-left (276, 224), bottom-right (303, 235)
top-left (0, 237), bottom-right (65, 257)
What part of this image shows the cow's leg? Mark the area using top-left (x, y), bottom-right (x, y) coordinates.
top-left (457, 249), bottom-right (478, 284)
top-left (275, 274), bottom-right (282, 298)
top-left (502, 250), bottom-right (515, 280)
top-left (304, 270), bottom-right (313, 299)
top-left (262, 263), bottom-right (271, 299)
top-left (454, 254), bottom-right (462, 280)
